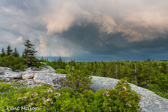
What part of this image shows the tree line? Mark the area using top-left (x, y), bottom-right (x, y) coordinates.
top-left (0, 40), bottom-right (41, 71)
top-left (0, 45), bottom-right (19, 57)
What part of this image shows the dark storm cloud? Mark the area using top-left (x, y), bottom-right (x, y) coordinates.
top-left (0, 0), bottom-right (168, 58)
top-left (58, 23), bottom-right (168, 58)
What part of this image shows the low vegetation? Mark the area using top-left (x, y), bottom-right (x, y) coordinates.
top-left (0, 69), bottom-right (142, 112)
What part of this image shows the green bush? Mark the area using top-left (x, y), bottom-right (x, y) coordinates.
top-left (0, 56), bottom-right (28, 71)
top-left (61, 65), bottom-right (93, 93)
top-left (55, 69), bottom-right (68, 74)
top-left (0, 83), bottom-right (12, 92)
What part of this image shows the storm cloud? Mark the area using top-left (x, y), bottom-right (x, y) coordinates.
top-left (0, 0), bottom-right (168, 59)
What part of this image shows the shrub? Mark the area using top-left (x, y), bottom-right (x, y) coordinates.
top-left (0, 83), bottom-right (12, 92)
top-left (61, 65), bottom-right (93, 93)
top-left (55, 69), bottom-right (68, 74)
top-left (0, 56), bottom-right (28, 71)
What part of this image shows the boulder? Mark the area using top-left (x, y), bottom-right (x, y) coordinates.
top-left (22, 73), bottom-right (35, 79)
top-left (33, 73), bottom-right (65, 87)
top-left (4, 72), bottom-right (22, 79)
top-left (90, 76), bottom-right (168, 112)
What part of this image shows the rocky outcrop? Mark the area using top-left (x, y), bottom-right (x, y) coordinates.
top-left (0, 66), bottom-right (168, 112)
top-left (0, 66), bottom-right (56, 86)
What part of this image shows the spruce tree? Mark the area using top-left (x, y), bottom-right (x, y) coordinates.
top-left (12, 47), bottom-right (19, 57)
top-left (1, 48), bottom-right (6, 57)
top-left (23, 40), bottom-right (37, 67)
top-left (6, 45), bottom-right (13, 56)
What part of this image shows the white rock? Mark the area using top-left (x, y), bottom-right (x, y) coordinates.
top-left (4, 72), bottom-right (22, 79)
top-left (33, 73), bottom-right (65, 86)
top-left (22, 73), bottom-right (35, 79)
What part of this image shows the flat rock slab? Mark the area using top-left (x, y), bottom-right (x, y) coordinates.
top-left (4, 72), bottom-right (22, 79)
top-left (33, 73), bottom-right (66, 87)
top-left (91, 76), bottom-right (168, 112)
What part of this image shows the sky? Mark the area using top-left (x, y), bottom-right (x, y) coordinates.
top-left (0, 0), bottom-right (168, 60)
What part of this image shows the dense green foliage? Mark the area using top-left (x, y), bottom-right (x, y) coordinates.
top-left (0, 56), bottom-right (27, 71)
top-left (0, 78), bottom-right (141, 112)
top-left (55, 69), bottom-right (68, 74)
top-left (45, 59), bottom-right (168, 99)
top-left (60, 65), bottom-right (92, 93)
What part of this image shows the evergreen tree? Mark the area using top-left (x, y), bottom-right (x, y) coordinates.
top-left (22, 51), bottom-right (26, 58)
top-left (12, 47), bottom-right (19, 57)
top-left (23, 40), bottom-right (37, 67)
top-left (1, 48), bottom-right (6, 57)
top-left (6, 45), bottom-right (13, 56)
